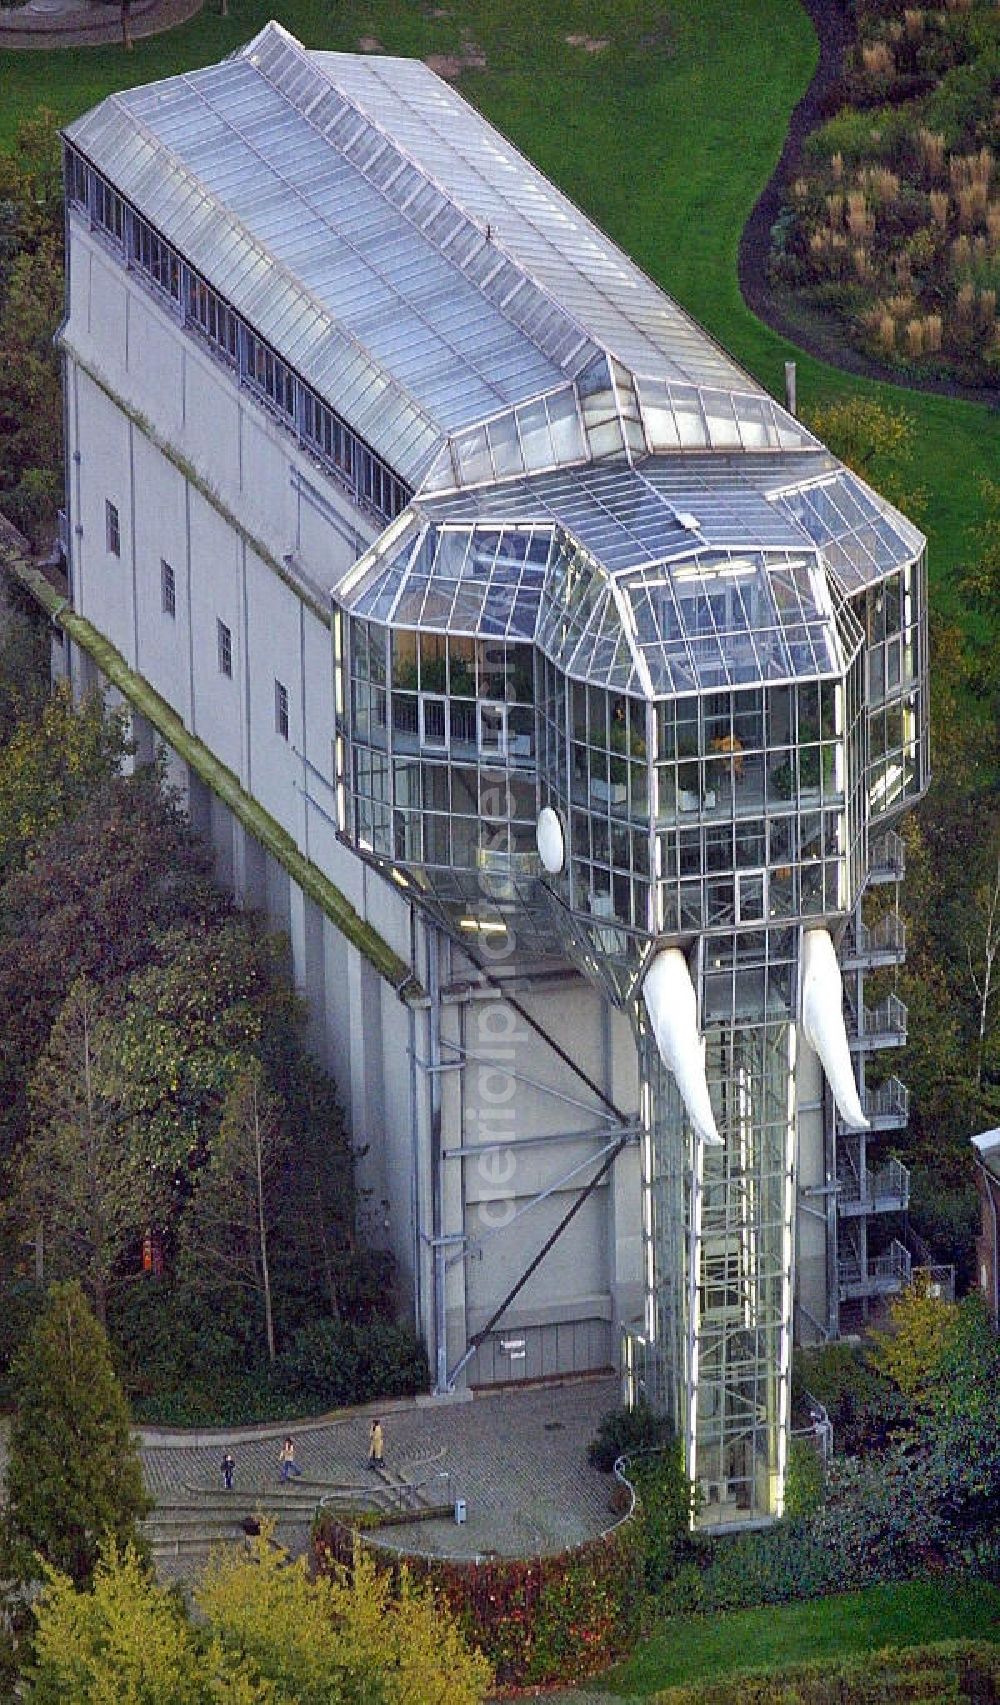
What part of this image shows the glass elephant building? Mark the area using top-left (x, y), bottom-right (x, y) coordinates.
top-left (336, 381), bottom-right (928, 1526)
top-left (57, 21), bottom-right (928, 1531)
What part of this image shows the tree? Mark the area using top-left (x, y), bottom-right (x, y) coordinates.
top-left (23, 1541), bottom-right (211, 1705)
top-left (0, 683), bottom-right (128, 884)
top-left (198, 1526), bottom-right (492, 1704)
top-left (0, 238), bottom-right (64, 545)
top-left (868, 1275), bottom-right (959, 1407)
top-left (17, 979), bottom-right (152, 1325)
top-left (110, 917), bottom-right (296, 1221)
top-left (2, 1280), bottom-right (151, 1588)
top-left (0, 765), bottom-right (220, 1177)
top-left (22, 1526), bottom-right (491, 1704)
top-left (180, 1063), bottom-right (290, 1363)
top-left (0, 570), bottom-right (49, 746)
top-left (802, 395), bottom-right (925, 520)
top-left (964, 844), bottom-right (1000, 1090)
top-left (270, 1055), bottom-right (355, 1323)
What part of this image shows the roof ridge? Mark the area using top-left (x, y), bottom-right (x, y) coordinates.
top-left (243, 22), bottom-right (599, 383)
top-left (313, 39), bottom-right (766, 396)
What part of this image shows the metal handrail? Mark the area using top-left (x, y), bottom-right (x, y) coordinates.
top-left (849, 913), bottom-right (906, 957)
top-left (838, 1155), bottom-right (909, 1204)
top-left (867, 1077), bottom-right (910, 1120)
top-left (870, 830), bottom-right (905, 880)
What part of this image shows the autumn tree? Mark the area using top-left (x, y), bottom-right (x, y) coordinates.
top-left (2, 1281), bottom-right (151, 1589)
top-left (868, 1274), bottom-right (959, 1406)
top-left (0, 765), bottom-right (220, 1176)
top-left (198, 1526), bottom-right (492, 1704)
top-left (180, 1063), bottom-right (290, 1362)
top-left (802, 395), bottom-right (925, 520)
top-left (22, 1542), bottom-right (211, 1705)
top-left (0, 683), bottom-right (128, 884)
top-left (111, 917), bottom-right (296, 1222)
top-left (22, 1526), bottom-right (491, 1704)
top-left (17, 978), bottom-right (151, 1325)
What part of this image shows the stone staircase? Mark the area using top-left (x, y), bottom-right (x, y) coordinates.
top-left (143, 1467), bottom-right (452, 1583)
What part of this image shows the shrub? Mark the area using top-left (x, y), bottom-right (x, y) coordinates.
top-left (276, 1317), bottom-right (430, 1409)
top-left (784, 1437), bottom-right (827, 1521)
top-left (314, 1508), bottom-right (643, 1689)
top-left (658, 1521), bottom-right (845, 1616)
top-left (631, 1447), bottom-right (696, 1590)
top-left (793, 1342), bottom-right (906, 1455)
top-left (588, 1400), bottom-right (673, 1471)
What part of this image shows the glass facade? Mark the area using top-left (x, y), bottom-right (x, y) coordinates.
top-left (336, 466), bottom-right (928, 1528)
top-left (66, 22), bottom-right (932, 1532)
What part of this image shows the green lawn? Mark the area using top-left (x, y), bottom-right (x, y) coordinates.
top-left (2, 0), bottom-right (997, 606)
top-left (603, 1578), bottom-right (1000, 1696)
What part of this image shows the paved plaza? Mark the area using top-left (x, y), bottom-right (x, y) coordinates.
top-left (140, 1375), bottom-right (622, 1574)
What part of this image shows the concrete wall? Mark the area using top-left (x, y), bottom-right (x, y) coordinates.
top-left (63, 213), bottom-right (644, 1388)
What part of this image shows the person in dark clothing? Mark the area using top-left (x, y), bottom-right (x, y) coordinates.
top-left (221, 1451), bottom-right (235, 1490)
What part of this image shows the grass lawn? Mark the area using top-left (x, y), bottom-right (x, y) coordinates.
top-left (2, 0), bottom-right (997, 611)
top-left (602, 1578), bottom-right (1000, 1696)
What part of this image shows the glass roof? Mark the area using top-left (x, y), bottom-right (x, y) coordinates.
top-left (336, 516), bottom-right (858, 695)
top-left (66, 23), bottom-right (925, 604)
top-left (766, 469), bottom-right (924, 594)
top-left (312, 43), bottom-right (765, 393)
top-left (534, 546), bottom-right (853, 695)
top-left (66, 23), bottom-right (812, 492)
top-left (341, 516), bottom-right (555, 639)
top-left (636, 379), bottom-right (816, 455)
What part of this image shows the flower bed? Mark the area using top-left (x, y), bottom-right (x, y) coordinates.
top-left (313, 1504), bottom-right (643, 1690)
top-left (771, 0), bottom-right (1000, 386)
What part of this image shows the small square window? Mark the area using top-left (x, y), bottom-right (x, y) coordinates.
top-left (105, 500), bottom-right (120, 558)
top-left (217, 619), bottom-right (233, 678)
top-left (275, 679), bottom-right (289, 740)
top-left (161, 559), bottom-right (176, 618)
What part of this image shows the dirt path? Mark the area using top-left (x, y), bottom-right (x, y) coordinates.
top-left (738, 0), bottom-right (1000, 407)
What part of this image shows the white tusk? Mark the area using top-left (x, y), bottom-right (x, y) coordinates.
top-left (800, 928), bottom-right (869, 1131)
top-left (642, 948), bottom-right (723, 1147)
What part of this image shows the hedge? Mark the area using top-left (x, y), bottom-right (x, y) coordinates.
top-left (313, 1505), bottom-right (643, 1689)
top-left (648, 1640), bottom-right (1000, 1703)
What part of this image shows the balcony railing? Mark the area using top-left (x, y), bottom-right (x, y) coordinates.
top-left (868, 830), bottom-right (905, 884)
top-left (847, 993), bottom-right (907, 1050)
top-left (837, 1075), bottom-right (910, 1131)
top-left (838, 1237), bottom-right (911, 1300)
top-left (841, 911), bottom-right (906, 970)
top-left (865, 1076), bottom-right (910, 1128)
top-left (837, 1154), bottom-right (910, 1217)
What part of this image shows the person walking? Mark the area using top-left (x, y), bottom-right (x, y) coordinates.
top-left (368, 1418), bottom-right (384, 1470)
top-left (278, 1436), bottom-right (303, 1482)
top-left (221, 1450), bottom-right (235, 1491)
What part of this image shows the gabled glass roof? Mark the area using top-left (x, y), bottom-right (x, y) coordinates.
top-left (312, 42), bottom-right (766, 393)
top-left (66, 23), bottom-right (815, 492)
top-left (636, 379), bottom-right (816, 455)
